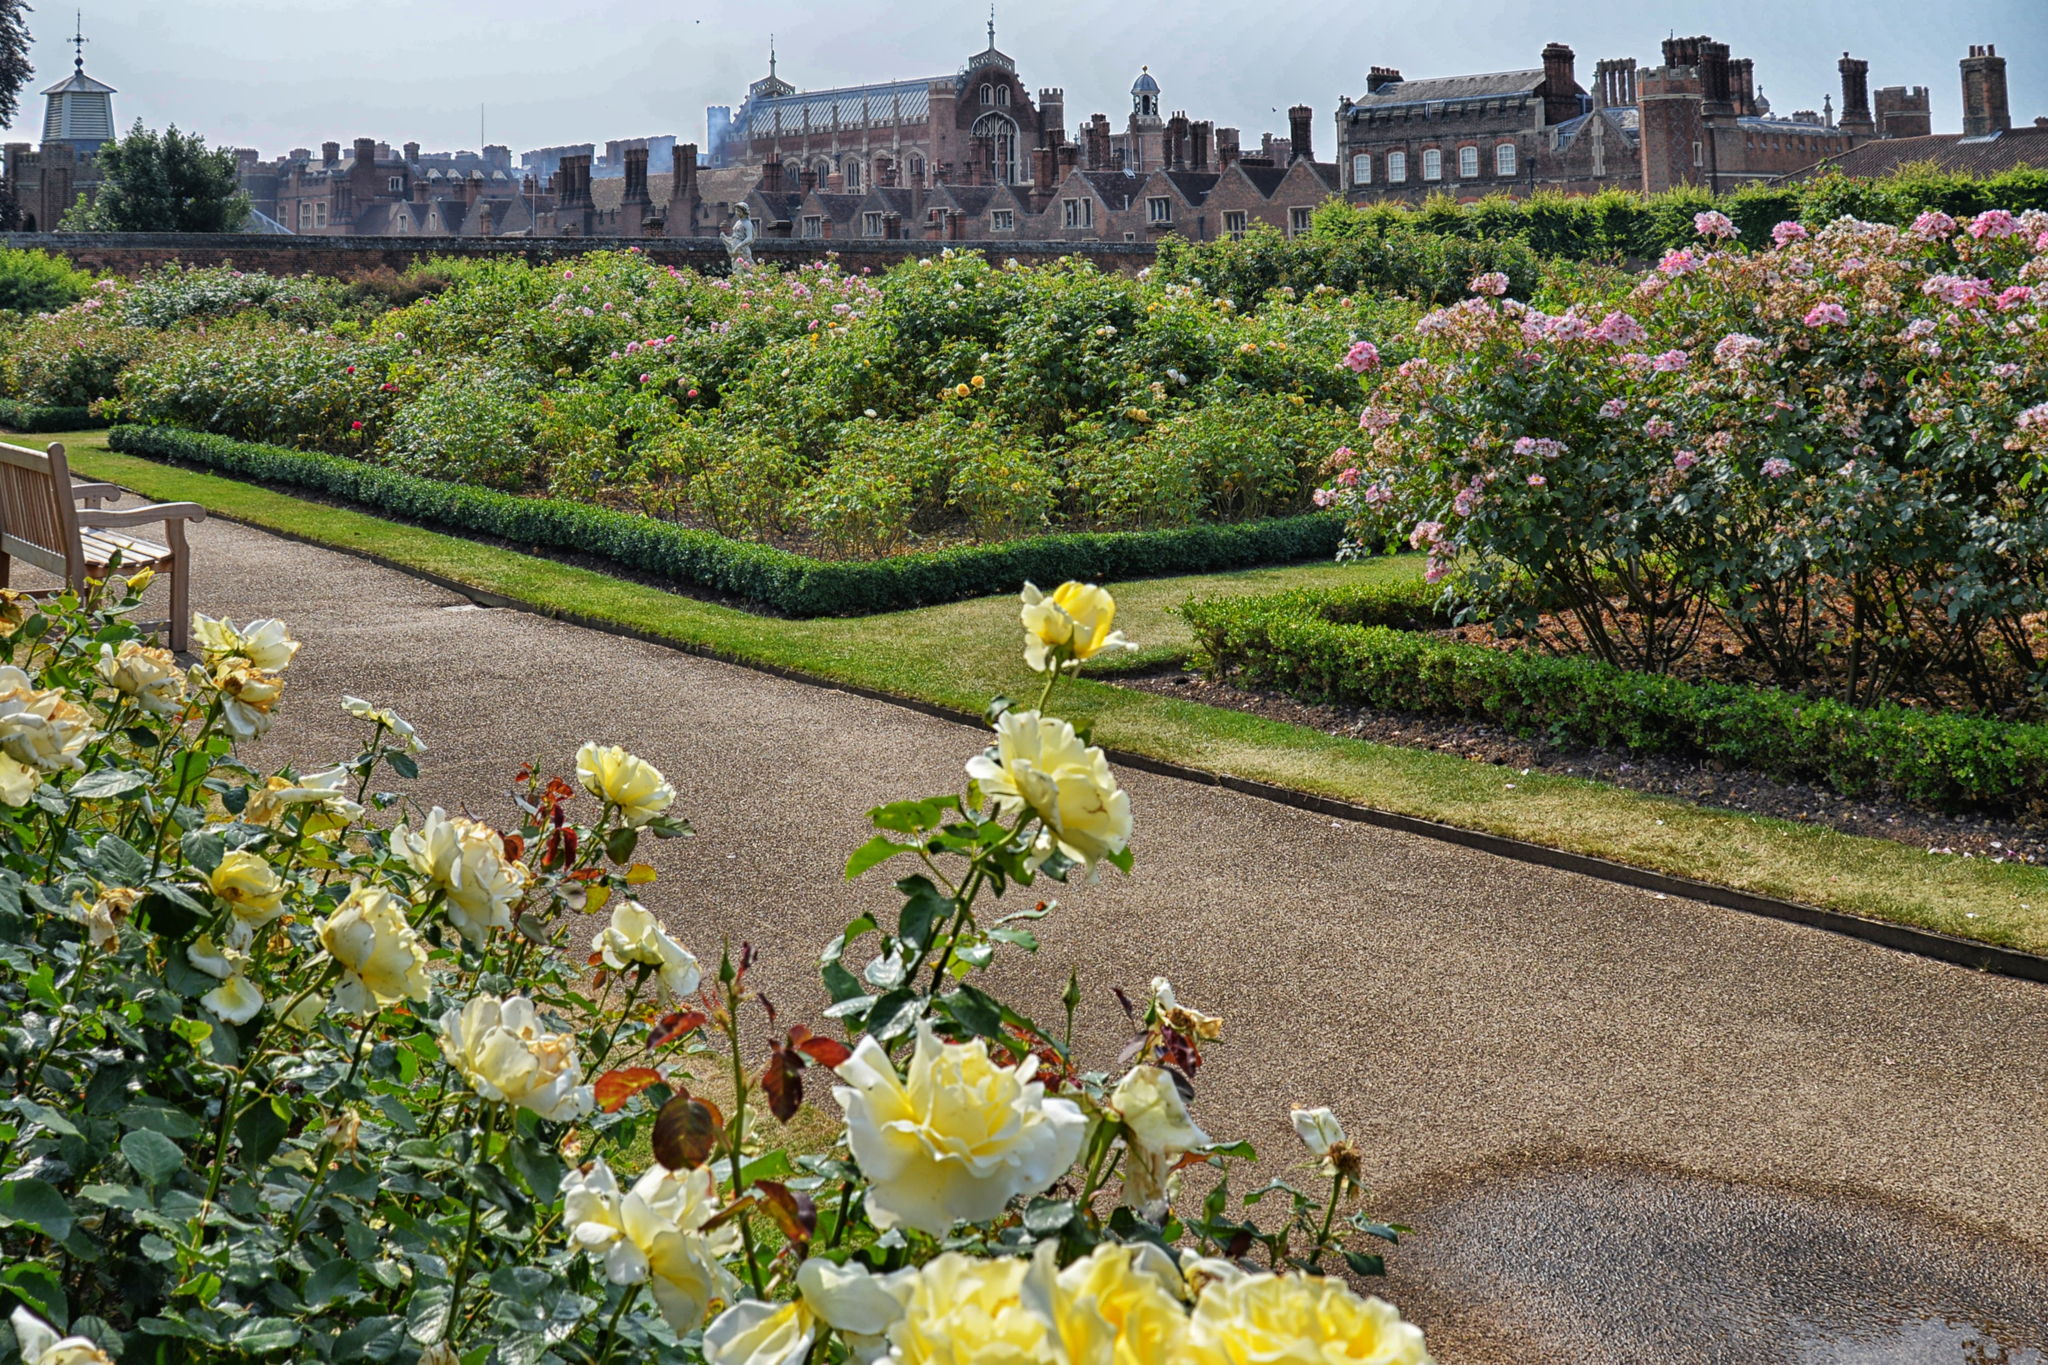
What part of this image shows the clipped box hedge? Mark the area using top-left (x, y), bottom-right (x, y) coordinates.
top-left (108, 425), bottom-right (1345, 618)
top-left (1183, 587), bottom-right (2048, 816)
top-left (0, 398), bottom-right (100, 433)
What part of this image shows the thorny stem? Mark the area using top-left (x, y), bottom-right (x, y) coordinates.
top-left (446, 1104), bottom-right (503, 1343)
top-left (1312, 1170), bottom-right (1346, 1268)
top-left (591, 1282), bottom-right (641, 1365)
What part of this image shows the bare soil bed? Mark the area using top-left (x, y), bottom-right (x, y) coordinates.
top-left (1121, 668), bottom-right (2048, 866)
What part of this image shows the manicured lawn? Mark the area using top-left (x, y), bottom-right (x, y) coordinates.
top-left (53, 429), bottom-right (2048, 956)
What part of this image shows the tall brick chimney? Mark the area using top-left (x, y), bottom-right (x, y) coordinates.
top-left (1874, 86), bottom-right (1932, 138)
top-left (1541, 43), bottom-right (1580, 124)
top-left (1593, 58), bottom-right (1637, 109)
top-left (1216, 126), bottom-right (1241, 170)
top-left (1287, 105), bottom-right (1314, 163)
top-left (1730, 57), bottom-right (1756, 115)
top-left (1038, 88), bottom-right (1066, 142)
top-left (403, 141), bottom-right (420, 164)
top-left (673, 143), bottom-right (699, 200)
top-left (1031, 144), bottom-right (1056, 194)
top-left (623, 146), bottom-right (650, 207)
top-left (1698, 41), bottom-right (1732, 110)
top-left (1190, 120), bottom-right (1213, 170)
top-left (760, 159), bottom-right (784, 194)
top-left (1365, 67), bottom-right (1402, 95)
top-left (1837, 54), bottom-right (1874, 133)
top-left (321, 141), bottom-right (340, 167)
top-left (1084, 113), bottom-right (1112, 170)
top-left (1166, 112), bottom-right (1190, 170)
top-left (798, 166), bottom-right (817, 195)
top-left (1961, 44), bottom-right (2011, 135)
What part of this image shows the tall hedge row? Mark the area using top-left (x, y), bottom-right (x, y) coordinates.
top-left (0, 398), bottom-right (99, 433)
top-left (108, 425), bottom-right (1344, 617)
top-left (1183, 587), bottom-right (2048, 816)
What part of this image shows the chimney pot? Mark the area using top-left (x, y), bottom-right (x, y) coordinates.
top-left (1960, 42), bottom-right (2012, 136)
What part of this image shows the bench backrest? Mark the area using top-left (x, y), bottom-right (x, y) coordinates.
top-left (0, 440), bottom-right (83, 584)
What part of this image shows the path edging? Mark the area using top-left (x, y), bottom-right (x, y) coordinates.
top-left (185, 501), bottom-right (2048, 987)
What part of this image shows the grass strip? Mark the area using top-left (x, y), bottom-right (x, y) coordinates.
top-left (62, 430), bottom-right (2048, 957)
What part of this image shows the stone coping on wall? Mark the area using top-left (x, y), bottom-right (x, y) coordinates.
top-left (0, 232), bottom-right (1157, 276)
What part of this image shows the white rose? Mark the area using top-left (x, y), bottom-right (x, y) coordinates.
top-left (831, 1021), bottom-right (1086, 1236)
top-left (0, 667), bottom-right (95, 771)
top-left (966, 709), bottom-right (1132, 873)
top-left (318, 884), bottom-right (431, 1014)
top-left (593, 901), bottom-right (701, 1001)
top-left (201, 972), bottom-right (265, 1025)
top-left (192, 614), bottom-right (300, 672)
top-left (393, 807), bottom-right (530, 945)
top-left (210, 662), bottom-right (284, 741)
top-left (244, 766), bottom-right (362, 827)
top-left (10, 1307), bottom-right (114, 1365)
top-left (96, 641), bottom-right (185, 716)
top-left (341, 695), bottom-right (426, 752)
top-left (438, 993), bottom-right (593, 1121)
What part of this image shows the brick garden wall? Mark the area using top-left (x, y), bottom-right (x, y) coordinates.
top-left (0, 233), bottom-right (1157, 277)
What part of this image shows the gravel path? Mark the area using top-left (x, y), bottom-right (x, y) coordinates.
top-left (57, 508), bottom-right (2048, 1363)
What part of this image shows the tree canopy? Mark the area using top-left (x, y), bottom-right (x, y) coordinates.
top-left (0, 1), bottom-right (33, 128)
top-left (62, 120), bottom-right (250, 232)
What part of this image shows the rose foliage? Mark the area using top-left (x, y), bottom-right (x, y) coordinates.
top-left (1321, 209), bottom-right (2048, 714)
top-left (0, 574), bottom-right (1426, 1363)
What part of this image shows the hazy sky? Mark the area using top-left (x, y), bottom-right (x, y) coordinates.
top-left (10, 0), bottom-right (2043, 158)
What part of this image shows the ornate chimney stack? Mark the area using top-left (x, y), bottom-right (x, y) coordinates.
top-left (1287, 105), bottom-right (1314, 163)
top-left (1837, 53), bottom-right (1874, 133)
top-left (1541, 42), bottom-right (1580, 124)
top-left (1961, 44), bottom-right (2011, 135)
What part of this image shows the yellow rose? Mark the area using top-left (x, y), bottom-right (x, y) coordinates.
top-left (10, 1307), bottom-right (115, 1365)
top-left (0, 666), bottom-right (95, 772)
top-left (1183, 1271), bottom-right (1430, 1365)
top-left (439, 993), bottom-right (593, 1120)
top-left (831, 1022), bottom-right (1086, 1236)
top-left (970, 374), bottom-right (986, 388)
top-left (318, 884), bottom-right (431, 1014)
top-left (593, 900), bottom-right (701, 1002)
top-left (955, 383), bottom-right (972, 398)
top-left (191, 614), bottom-right (300, 672)
top-left (96, 641), bottom-right (185, 717)
top-left (393, 807), bottom-right (530, 944)
top-left (1027, 1241), bottom-right (1191, 1365)
top-left (561, 1157), bottom-right (742, 1332)
top-left (575, 742), bottom-right (676, 828)
top-left (1018, 581), bottom-right (1136, 674)
top-left (966, 709), bottom-right (1132, 874)
top-left (1110, 1064), bottom-right (1210, 1218)
top-left (0, 754), bottom-right (35, 806)
top-left (702, 1300), bottom-right (812, 1365)
top-left (342, 694), bottom-right (426, 753)
top-left (888, 1253), bottom-right (1045, 1364)
top-left (210, 850), bottom-right (286, 928)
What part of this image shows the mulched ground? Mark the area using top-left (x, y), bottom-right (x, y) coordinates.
top-left (1120, 668), bottom-right (2048, 866)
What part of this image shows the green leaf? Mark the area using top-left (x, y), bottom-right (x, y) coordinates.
top-left (940, 985), bottom-right (1003, 1040)
top-left (88, 833), bottom-right (150, 884)
top-left (305, 1259), bottom-right (361, 1307)
top-left (8, 1098), bottom-right (81, 1139)
top-left (603, 825), bottom-right (639, 864)
top-left (1022, 1197), bottom-right (1075, 1235)
top-left (844, 835), bottom-right (911, 879)
top-left (386, 750), bottom-right (419, 781)
top-left (179, 829), bottom-right (225, 874)
top-left (229, 1317), bottom-right (301, 1354)
top-left (236, 1097), bottom-right (288, 1167)
top-left (406, 1284), bottom-right (453, 1342)
top-left (70, 767), bottom-right (149, 800)
top-left (0, 1177), bottom-right (75, 1241)
top-left (122, 1128), bottom-right (185, 1187)
top-left (0, 1260), bottom-right (66, 1323)
top-left (895, 875), bottom-right (950, 952)
top-left (864, 990), bottom-right (921, 1043)
top-left (1341, 1249), bottom-right (1387, 1277)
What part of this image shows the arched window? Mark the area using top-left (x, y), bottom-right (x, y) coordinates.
top-left (1457, 145), bottom-right (1479, 178)
top-left (909, 155), bottom-right (926, 184)
top-left (980, 83), bottom-right (995, 105)
top-left (997, 86), bottom-right (1011, 106)
top-left (1386, 151), bottom-right (1407, 183)
top-left (1350, 152), bottom-right (1371, 185)
top-left (1495, 143), bottom-right (1517, 176)
top-left (844, 159), bottom-right (862, 191)
top-left (1421, 148), bottom-right (1442, 181)
top-left (972, 112), bottom-right (1019, 184)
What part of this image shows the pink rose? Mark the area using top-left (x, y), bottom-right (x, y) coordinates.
top-left (1342, 340), bottom-right (1381, 373)
top-left (1802, 302), bottom-right (1850, 329)
top-left (1693, 210), bottom-right (1738, 240)
top-left (1761, 457), bottom-right (1793, 479)
top-left (1771, 220), bottom-right (1809, 247)
top-left (1672, 450), bottom-right (1698, 472)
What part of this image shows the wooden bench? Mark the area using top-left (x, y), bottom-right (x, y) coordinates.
top-left (0, 439), bottom-right (205, 651)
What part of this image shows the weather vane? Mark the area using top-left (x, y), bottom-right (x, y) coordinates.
top-left (70, 10), bottom-right (88, 71)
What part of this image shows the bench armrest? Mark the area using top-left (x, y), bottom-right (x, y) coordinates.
top-left (75, 502), bottom-right (207, 529)
top-left (68, 482), bottom-right (122, 503)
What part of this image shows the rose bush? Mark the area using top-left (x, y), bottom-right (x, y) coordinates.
top-left (0, 575), bottom-right (1428, 1363)
top-left (1320, 209), bottom-right (2048, 713)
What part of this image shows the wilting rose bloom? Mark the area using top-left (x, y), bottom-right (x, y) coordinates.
top-left (0, 670), bottom-right (94, 800)
top-left (575, 743), bottom-right (676, 827)
top-left (967, 710), bottom-right (1132, 873)
top-left (72, 885), bottom-right (138, 951)
top-left (11, 1307), bottom-right (115, 1365)
top-left (343, 695), bottom-right (426, 752)
top-left (96, 641), bottom-right (184, 716)
top-left (1341, 340), bottom-right (1381, 372)
top-left (1183, 1271), bottom-right (1431, 1365)
top-left (703, 1259), bottom-right (911, 1365)
top-left (1019, 581), bottom-right (1136, 674)
top-left (393, 807), bottom-right (529, 944)
top-left (1111, 1064), bottom-right (1210, 1218)
top-left (593, 900), bottom-right (702, 1001)
top-left (1693, 210), bottom-right (1738, 240)
top-left (191, 614), bottom-right (300, 673)
top-left (1771, 220), bottom-right (1809, 247)
top-left (201, 971), bottom-right (265, 1025)
top-left (561, 1157), bottom-right (742, 1332)
top-left (1761, 457), bottom-right (1794, 479)
top-left (210, 662), bottom-right (285, 741)
top-left (439, 993), bottom-right (594, 1120)
top-left (244, 766), bottom-right (363, 828)
top-left (319, 884), bottom-right (431, 1014)
top-left (1468, 272), bottom-right (1509, 297)
top-left (832, 1022), bottom-right (1087, 1236)
top-left (210, 850), bottom-right (286, 928)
